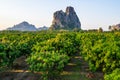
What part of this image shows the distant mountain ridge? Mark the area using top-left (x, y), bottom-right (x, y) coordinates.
top-left (7, 6), bottom-right (80, 31)
top-left (38, 26), bottom-right (48, 31)
top-left (7, 21), bottom-right (48, 31)
top-left (7, 21), bottom-right (37, 31)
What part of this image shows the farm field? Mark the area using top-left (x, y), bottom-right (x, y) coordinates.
top-left (0, 30), bottom-right (120, 80)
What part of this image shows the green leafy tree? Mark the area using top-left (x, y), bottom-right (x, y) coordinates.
top-left (104, 69), bottom-right (120, 80)
top-left (27, 51), bottom-right (69, 80)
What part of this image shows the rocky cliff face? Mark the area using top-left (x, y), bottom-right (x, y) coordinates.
top-left (109, 24), bottom-right (120, 31)
top-left (50, 6), bottom-right (81, 30)
top-left (7, 21), bottom-right (37, 31)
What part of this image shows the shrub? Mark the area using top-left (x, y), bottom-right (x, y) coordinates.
top-left (27, 51), bottom-right (69, 80)
top-left (104, 68), bottom-right (120, 80)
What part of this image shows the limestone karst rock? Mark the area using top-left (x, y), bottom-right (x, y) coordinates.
top-left (50, 6), bottom-right (81, 30)
top-left (109, 24), bottom-right (120, 31)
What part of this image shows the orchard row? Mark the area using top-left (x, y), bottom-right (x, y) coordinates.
top-left (0, 31), bottom-right (120, 80)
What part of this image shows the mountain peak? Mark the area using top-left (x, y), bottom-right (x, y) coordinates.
top-left (7, 21), bottom-right (37, 31)
top-left (50, 6), bottom-right (81, 30)
top-left (20, 21), bottom-right (29, 25)
top-left (66, 6), bottom-right (75, 14)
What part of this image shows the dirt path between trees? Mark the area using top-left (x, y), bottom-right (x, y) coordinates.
top-left (0, 54), bottom-right (104, 80)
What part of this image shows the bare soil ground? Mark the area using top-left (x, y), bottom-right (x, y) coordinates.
top-left (0, 54), bottom-right (104, 80)
top-left (62, 54), bottom-right (104, 80)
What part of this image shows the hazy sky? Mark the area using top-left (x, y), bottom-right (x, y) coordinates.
top-left (0, 0), bottom-right (120, 30)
